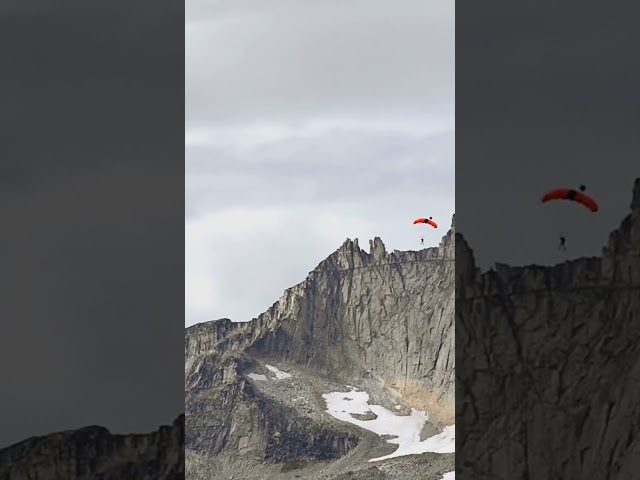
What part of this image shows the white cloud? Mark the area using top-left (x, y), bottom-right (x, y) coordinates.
top-left (186, 0), bottom-right (454, 128)
top-left (188, 116), bottom-right (453, 151)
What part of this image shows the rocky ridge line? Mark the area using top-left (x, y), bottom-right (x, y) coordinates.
top-left (0, 415), bottom-right (184, 480)
top-left (186, 215), bottom-right (455, 425)
top-left (185, 217), bottom-right (456, 478)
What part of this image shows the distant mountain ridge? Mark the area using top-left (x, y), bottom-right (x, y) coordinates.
top-left (0, 415), bottom-right (184, 479)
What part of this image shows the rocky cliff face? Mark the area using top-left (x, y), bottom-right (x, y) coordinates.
top-left (185, 218), bottom-right (455, 478)
top-left (457, 179), bottom-right (640, 479)
top-left (0, 415), bottom-right (184, 480)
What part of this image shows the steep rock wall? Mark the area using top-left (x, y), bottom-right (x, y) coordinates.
top-left (186, 218), bottom-right (455, 425)
top-left (186, 354), bottom-right (360, 472)
top-left (457, 179), bottom-right (640, 479)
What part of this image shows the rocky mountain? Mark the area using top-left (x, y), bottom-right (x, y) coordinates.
top-left (5, 179), bottom-right (638, 480)
top-left (185, 218), bottom-right (456, 479)
top-left (457, 178), bottom-right (640, 478)
top-left (0, 415), bottom-right (184, 479)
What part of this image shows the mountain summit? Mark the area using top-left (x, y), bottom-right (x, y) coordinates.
top-left (185, 217), bottom-right (456, 479)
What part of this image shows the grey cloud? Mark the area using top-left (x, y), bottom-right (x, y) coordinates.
top-left (1, 0), bottom-right (182, 85)
top-left (2, 168), bottom-right (184, 448)
top-left (186, 129), bottom-right (454, 219)
top-left (1, 0), bottom-right (183, 197)
top-left (456, 0), bottom-right (640, 268)
top-left (1, 0), bottom-right (183, 448)
top-left (186, 0), bottom-right (453, 127)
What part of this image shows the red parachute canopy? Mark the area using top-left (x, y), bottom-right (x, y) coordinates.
top-left (541, 185), bottom-right (598, 212)
top-left (413, 217), bottom-right (438, 228)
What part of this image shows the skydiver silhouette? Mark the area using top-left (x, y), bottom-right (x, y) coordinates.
top-left (421, 236), bottom-right (424, 246)
top-left (558, 235), bottom-right (566, 251)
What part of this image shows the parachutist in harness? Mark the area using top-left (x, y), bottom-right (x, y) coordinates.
top-left (414, 217), bottom-right (436, 248)
top-left (558, 235), bottom-right (566, 251)
top-left (541, 185), bottom-right (598, 254)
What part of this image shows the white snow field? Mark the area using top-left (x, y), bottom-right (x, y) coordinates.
top-left (322, 389), bottom-right (455, 462)
top-left (441, 471), bottom-right (454, 479)
top-left (265, 364), bottom-right (292, 379)
top-left (247, 364), bottom-right (292, 382)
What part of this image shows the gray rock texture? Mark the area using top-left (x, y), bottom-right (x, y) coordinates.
top-left (185, 217), bottom-right (456, 479)
top-left (0, 415), bottom-right (184, 480)
top-left (456, 178), bottom-right (640, 479)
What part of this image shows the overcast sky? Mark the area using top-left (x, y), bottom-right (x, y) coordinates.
top-left (185, 0), bottom-right (455, 327)
top-left (1, 0), bottom-right (183, 448)
top-left (456, 0), bottom-right (640, 271)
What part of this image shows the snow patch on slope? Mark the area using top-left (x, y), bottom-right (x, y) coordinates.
top-left (322, 389), bottom-right (455, 462)
top-left (265, 364), bottom-right (292, 379)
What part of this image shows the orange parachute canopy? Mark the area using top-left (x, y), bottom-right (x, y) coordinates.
top-left (541, 185), bottom-right (598, 212)
top-left (413, 217), bottom-right (438, 228)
